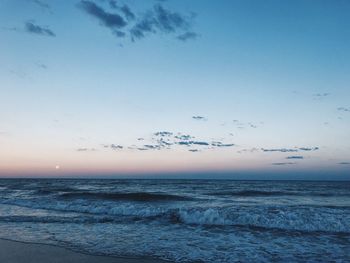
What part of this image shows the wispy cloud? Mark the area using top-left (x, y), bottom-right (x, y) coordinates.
top-left (107, 1), bottom-right (135, 21)
top-left (78, 1), bottom-right (197, 42)
top-left (78, 1), bottom-right (127, 30)
top-left (110, 144), bottom-right (123, 150)
top-left (177, 141), bottom-right (210, 146)
top-left (313, 93), bottom-right (330, 99)
top-left (338, 162), bottom-right (350, 165)
top-left (174, 134), bottom-right (193, 140)
top-left (102, 144), bottom-right (123, 150)
top-left (29, 0), bottom-right (51, 11)
top-left (119, 5), bottom-right (135, 21)
top-left (137, 144), bottom-right (161, 151)
top-left (99, 130), bottom-right (236, 153)
top-left (25, 22), bottom-right (55, 37)
top-left (286, 156), bottom-right (304, 159)
top-left (338, 107), bottom-right (350, 112)
top-left (177, 31), bottom-right (198, 41)
top-left (192, 116), bottom-right (207, 121)
top-left (262, 148), bottom-right (299, 153)
top-left (299, 147), bottom-right (319, 152)
top-left (272, 162), bottom-right (296, 166)
top-left (131, 4), bottom-right (190, 40)
top-left (154, 131), bottom-right (173, 137)
top-left (211, 142), bottom-right (234, 147)
top-left (237, 148), bottom-right (259, 154)
top-left (76, 148), bottom-right (96, 152)
top-left (262, 147), bottom-right (319, 153)
top-left (35, 62), bottom-right (48, 69)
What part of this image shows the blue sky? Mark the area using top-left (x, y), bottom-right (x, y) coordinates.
top-left (0, 0), bottom-right (349, 179)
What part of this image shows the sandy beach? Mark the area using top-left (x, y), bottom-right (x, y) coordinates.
top-left (0, 239), bottom-right (168, 263)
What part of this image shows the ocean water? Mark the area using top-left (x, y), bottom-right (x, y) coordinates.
top-left (0, 179), bottom-right (349, 262)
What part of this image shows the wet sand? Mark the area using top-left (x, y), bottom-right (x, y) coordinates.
top-left (0, 239), bottom-right (168, 263)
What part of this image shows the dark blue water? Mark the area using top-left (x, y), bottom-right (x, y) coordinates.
top-left (0, 179), bottom-right (349, 262)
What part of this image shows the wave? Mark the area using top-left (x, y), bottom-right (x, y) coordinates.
top-left (0, 215), bottom-right (115, 224)
top-left (209, 190), bottom-right (350, 197)
top-left (210, 190), bottom-right (296, 197)
top-left (1, 201), bottom-right (349, 233)
top-left (176, 207), bottom-right (350, 233)
top-left (34, 187), bottom-right (82, 195)
top-left (59, 192), bottom-right (193, 202)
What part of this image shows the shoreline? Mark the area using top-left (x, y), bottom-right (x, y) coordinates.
top-left (0, 238), bottom-right (169, 263)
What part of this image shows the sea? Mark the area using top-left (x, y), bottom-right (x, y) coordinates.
top-left (0, 179), bottom-right (349, 262)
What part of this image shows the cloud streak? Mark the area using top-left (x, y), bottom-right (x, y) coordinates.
top-left (154, 131), bottom-right (173, 137)
top-left (177, 31), bottom-right (198, 41)
top-left (338, 107), bottom-right (350, 112)
top-left (286, 156), bottom-right (304, 159)
top-left (102, 144), bottom-right (123, 150)
top-left (272, 162), bottom-right (296, 166)
top-left (192, 116), bottom-right (207, 121)
top-left (262, 147), bottom-right (319, 153)
top-left (262, 148), bottom-right (298, 153)
top-left (211, 142), bottom-right (234, 147)
top-left (25, 22), bottom-right (55, 37)
top-left (313, 93), bottom-right (330, 99)
top-left (177, 141), bottom-right (210, 146)
top-left (299, 147), bottom-right (319, 152)
top-left (76, 148), bottom-right (96, 152)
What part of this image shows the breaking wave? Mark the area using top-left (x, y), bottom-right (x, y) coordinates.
top-left (1, 200), bottom-right (349, 233)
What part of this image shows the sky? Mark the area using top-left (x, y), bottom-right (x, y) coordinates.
top-left (0, 0), bottom-right (349, 179)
